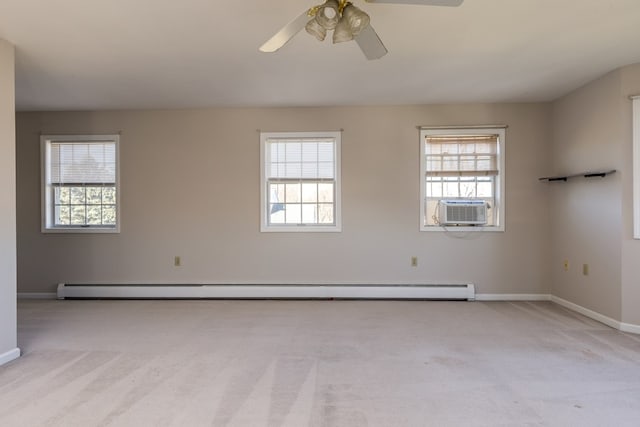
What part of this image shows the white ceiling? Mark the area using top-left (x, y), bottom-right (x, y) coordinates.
top-left (1, 0), bottom-right (640, 111)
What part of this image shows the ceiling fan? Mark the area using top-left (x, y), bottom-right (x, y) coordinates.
top-left (259, 0), bottom-right (464, 60)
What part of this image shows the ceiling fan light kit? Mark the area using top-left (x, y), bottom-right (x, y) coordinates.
top-left (259, 0), bottom-right (464, 60)
top-left (340, 4), bottom-right (370, 39)
top-left (305, 17), bottom-right (328, 41)
top-left (305, 1), bottom-right (366, 45)
top-left (313, 0), bottom-right (341, 30)
top-left (332, 13), bottom-right (355, 43)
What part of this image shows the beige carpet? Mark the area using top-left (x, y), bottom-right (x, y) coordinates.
top-left (2, 300), bottom-right (640, 426)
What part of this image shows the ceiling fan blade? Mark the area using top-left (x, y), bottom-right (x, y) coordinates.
top-left (355, 25), bottom-right (388, 60)
top-left (364, 0), bottom-right (463, 6)
top-left (259, 10), bottom-right (310, 53)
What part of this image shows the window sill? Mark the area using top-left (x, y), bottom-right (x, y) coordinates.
top-left (261, 225), bottom-right (342, 233)
top-left (42, 226), bottom-right (120, 234)
top-left (420, 225), bottom-right (504, 232)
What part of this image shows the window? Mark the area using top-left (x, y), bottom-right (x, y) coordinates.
top-left (420, 127), bottom-right (505, 231)
top-left (260, 131), bottom-right (341, 232)
top-left (41, 134), bottom-right (120, 233)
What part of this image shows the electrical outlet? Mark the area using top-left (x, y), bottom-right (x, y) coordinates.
top-left (411, 256), bottom-right (418, 267)
top-left (583, 264), bottom-right (589, 276)
top-left (174, 256), bottom-right (181, 267)
top-left (563, 259), bottom-right (569, 272)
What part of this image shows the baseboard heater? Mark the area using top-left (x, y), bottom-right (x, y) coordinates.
top-left (56, 283), bottom-right (475, 301)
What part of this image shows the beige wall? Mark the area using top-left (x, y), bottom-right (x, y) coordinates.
top-left (550, 63), bottom-right (640, 325)
top-left (620, 64), bottom-right (640, 325)
top-left (550, 69), bottom-right (624, 320)
top-left (0, 39), bottom-right (17, 358)
top-left (16, 104), bottom-right (551, 294)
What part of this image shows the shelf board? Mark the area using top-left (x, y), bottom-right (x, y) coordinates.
top-left (538, 170), bottom-right (616, 182)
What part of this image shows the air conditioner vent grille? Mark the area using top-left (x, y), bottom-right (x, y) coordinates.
top-left (439, 200), bottom-right (488, 225)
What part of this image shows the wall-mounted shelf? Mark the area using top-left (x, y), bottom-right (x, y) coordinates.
top-left (538, 170), bottom-right (616, 182)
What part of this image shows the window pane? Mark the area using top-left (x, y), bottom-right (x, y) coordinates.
top-left (285, 204), bottom-right (301, 224)
top-left (442, 144), bottom-right (458, 154)
top-left (443, 156), bottom-right (458, 171)
top-left (428, 180), bottom-right (443, 198)
top-left (71, 206), bottom-right (86, 225)
top-left (86, 187), bottom-right (102, 205)
top-left (103, 187), bottom-right (116, 204)
top-left (87, 206), bottom-right (102, 225)
top-left (318, 183), bottom-right (334, 203)
top-left (56, 206), bottom-right (70, 225)
top-left (302, 204), bottom-right (317, 223)
top-left (50, 142), bottom-right (116, 184)
top-left (285, 142), bottom-right (302, 162)
top-left (477, 181), bottom-right (493, 197)
top-left (426, 143), bottom-right (441, 155)
top-left (459, 156), bottom-right (476, 171)
top-left (318, 204), bottom-right (334, 224)
top-left (426, 157), bottom-right (442, 172)
top-left (285, 183), bottom-right (301, 203)
top-left (301, 162), bottom-right (318, 179)
top-left (318, 142), bottom-right (334, 162)
top-left (318, 162), bottom-right (334, 179)
top-left (70, 187), bottom-right (85, 204)
top-left (269, 206), bottom-right (285, 224)
top-left (302, 183), bottom-right (317, 203)
top-left (102, 206), bottom-right (116, 225)
top-left (302, 142), bottom-right (318, 162)
top-left (460, 181), bottom-right (476, 198)
top-left (285, 162), bottom-right (301, 178)
top-left (55, 187), bottom-right (70, 204)
top-left (269, 183), bottom-right (285, 204)
top-left (271, 142), bottom-right (285, 162)
top-left (460, 144), bottom-right (475, 154)
top-left (477, 155), bottom-right (496, 170)
top-left (444, 181), bottom-right (459, 198)
top-left (269, 182), bottom-right (286, 219)
top-left (270, 163), bottom-right (279, 178)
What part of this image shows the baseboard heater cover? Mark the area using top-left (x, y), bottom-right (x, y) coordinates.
top-left (56, 283), bottom-right (475, 301)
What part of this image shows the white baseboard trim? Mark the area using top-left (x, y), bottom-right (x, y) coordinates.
top-left (19, 287), bottom-right (640, 335)
top-left (0, 348), bottom-right (20, 366)
top-left (620, 322), bottom-right (640, 335)
top-left (475, 293), bottom-right (551, 301)
top-left (549, 295), bottom-right (640, 334)
top-left (56, 283), bottom-right (476, 301)
top-left (476, 294), bottom-right (640, 334)
top-left (17, 292), bottom-right (57, 300)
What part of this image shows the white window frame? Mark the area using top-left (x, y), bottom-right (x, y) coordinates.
top-left (41, 134), bottom-right (121, 233)
top-left (260, 131), bottom-right (342, 232)
top-left (419, 126), bottom-right (506, 232)
top-left (633, 96), bottom-right (640, 239)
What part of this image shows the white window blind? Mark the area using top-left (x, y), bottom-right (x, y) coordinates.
top-left (50, 142), bottom-right (116, 184)
top-left (266, 138), bottom-right (335, 180)
top-left (425, 134), bottom-right (498, 177)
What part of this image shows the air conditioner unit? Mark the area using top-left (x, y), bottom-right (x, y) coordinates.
top-left (438, 200), bottom-right (488, 226)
